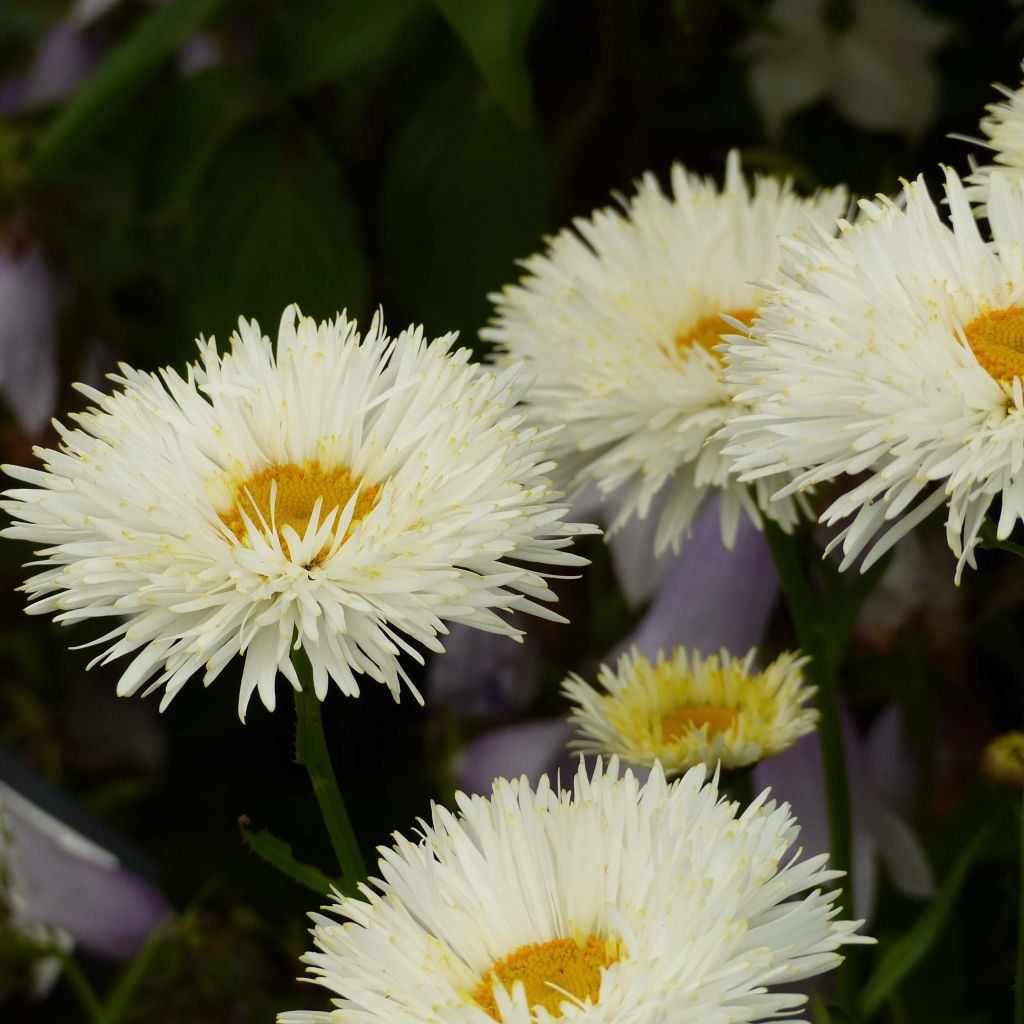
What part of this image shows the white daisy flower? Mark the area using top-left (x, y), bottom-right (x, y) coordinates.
top-left (564, 645), bottom-right (815, 775)
top-left (280, 759), bottom-right (867, 1024)
top-left (2, 306), bottom-right (594, 719)
top-left (966, 62), bottom-right (1024, 204)
top-left (483, 152), bottom-right (847, 554)
top-left (722, 168), bottom-right (1024, 580)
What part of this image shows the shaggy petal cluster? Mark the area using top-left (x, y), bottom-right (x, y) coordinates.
top-left (484, 153), bottom-right (847, 554)
top-left (2, 306), bottom-right (594, 718)
top-left (723, 169), bottom-right (1024, 579)
top-left (967, 63), bottom-right (1024, 204)
top-left (281, 760), bottom-right (866, 1024)
top-left (564, 645), bottom-right (815, 774)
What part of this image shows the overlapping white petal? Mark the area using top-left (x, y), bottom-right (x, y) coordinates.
top-left (281, 759), bottom-right (866, 1024)
top-left (966, 63), bottom-right (1024, 205)
top-left (2, 306), bottom-right (594, 718)
top-left (723, 168), bottom-right (1024, 579)
top-left (484, 153), bottom-right (847, 554)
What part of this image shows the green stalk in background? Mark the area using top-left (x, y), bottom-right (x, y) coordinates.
top-left (763, 521), bottom-right (888, 1013)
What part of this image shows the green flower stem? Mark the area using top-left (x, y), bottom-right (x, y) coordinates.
top-left (293, 655), bottom-right (367, 885)
top-left (763, 522), bottom-right (858, 1010)
top-left (57, 948), bottom-right (108, 1024)
top-left (1017, 788), bottom-right (1024, 1024)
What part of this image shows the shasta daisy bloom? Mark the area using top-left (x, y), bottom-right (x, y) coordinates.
top-left (281, 759), bottom-right (867, 1024)
top-left (483, 152), bottom-right (847, 553)
top-left (2, 306), bottom-right (593, 719)
top-left (563, 645), bottom-right (815, 775)
top-left (723, 168), bottom-right (1024, 579)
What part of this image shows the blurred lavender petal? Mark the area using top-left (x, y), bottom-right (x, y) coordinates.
top-left (426, 623), bottom-right (540, 719)
top-left (178, 32), bottom-right (222, 76)
top-left (1, 783), bottom-right (172, 960)
top-left (455, 720), bottom-right (575, 796)
top-left (606, 489), bottom-right (674, 609)
top-left (753, 706), bottom-right (934, 922)
top-left (0, 242), bottom-right (60, 435)
top-left (611, 501), bottom-right (778, 662)
top-left (0, 22), bottom-right (98, 114)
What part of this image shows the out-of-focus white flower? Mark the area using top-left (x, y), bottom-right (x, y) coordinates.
top-left (754, 706), bottom-right (934, 921)
top-left (564, 645), bottom-right (815, 775)
top-left (281, 760), bottom-right (868, 1024)
top-left (742, 0), bottom-right (952, 141)
top-left (0, 241), bottom-right (60, 436)
top-left (2, 306), bottom-right (594, 719)
top-left (486, 153), bottom-right (845, 555)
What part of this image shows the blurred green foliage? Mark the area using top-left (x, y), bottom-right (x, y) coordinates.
top-left (2, 1), bottom-right (1024, 1022)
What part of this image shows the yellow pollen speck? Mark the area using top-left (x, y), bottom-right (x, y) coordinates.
top-left (963, 307), bottom-right (1024, 383)
top-left (660, 705), bottom-right (738, 741)
top-left (219, 460), bottom-right (378, 559)
top-left (472, 936), bottom-right (616, 1021)
top-left (675, 307), bottom-right (757, 362)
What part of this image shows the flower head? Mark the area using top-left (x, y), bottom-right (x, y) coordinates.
top-left (723, 168), bottom-right (1024, 579)
top-left (2, 306), bottom-right (593, 718)
top-left (484, 153), bottom-right (846, 554)
top-left (281, 760), bottom-right (867, 1024)
top-left (564, 645), bottom-right (815, 775)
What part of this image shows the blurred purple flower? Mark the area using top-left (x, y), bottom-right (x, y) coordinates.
top-left (455, 499), bottom-right (780, 793)
top-left (426, 623), bottom-right (541, 720)
top-left (753, 705), bottom-right (934, 922)
top-left (0, 22), bottom-right (99, 114)
top-left (0, 241), bottom-right (60, 435)
top-left (1, 781), bottom-right (172, 960)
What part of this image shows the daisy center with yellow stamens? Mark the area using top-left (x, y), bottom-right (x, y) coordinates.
top-left (675, 307), bottom-right (757, 360)
top-left (660, 704), bottom-right (739, 741)
top-left (472, 936), bottom-right (617, 1021)
top-left (219, 460), bottom-right (379, 555)
top-left (963, 307), bottom-right (1024, 382)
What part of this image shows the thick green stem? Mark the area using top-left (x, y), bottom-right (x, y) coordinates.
top-left (293, 654), bottom-right (367, 885)
top-left (1017, 789), bottom-right (1024, 1024)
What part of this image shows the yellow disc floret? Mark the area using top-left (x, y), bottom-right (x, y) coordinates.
top-left (675, 307), bottom-right (757, 361)
top-left (660, 704), bottom-right (739, 742)
top-left (219, 460), bottom-right (379, 558)
top-left (473, 936), bottom-right (617, 1021)
top-left (963, 307), bottom-right (1024, 383)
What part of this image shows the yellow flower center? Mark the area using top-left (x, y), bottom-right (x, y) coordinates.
top-left (472, 937), bottom-right (617, 1021)
top-left (675, 307), bottom-right (757, 361)
top-left (219, 461), bottom-right (379, 558)
top-left (964, 307), bottom-right (1024, 383)
top-left (660, 705), bottom-right (738, 742)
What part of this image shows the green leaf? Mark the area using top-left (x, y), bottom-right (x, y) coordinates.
top-left (239, 821), bottom-right (340, 895)
top-left (141, 66), bottom-right (270, 223)
top-left (29, 0), bottom-right (234, 181)
top-left (266, 0), bottom-right (428, 95)
top-left (979, 518), bottom-right (1024, 560)
top-left (859, 827), bottom-right (992, 1018)
top-left (380, 73), bottom-right (546, 348)
top-left (172, 119), bottom-right (368, 344)
top-left (102, 919), bottom-right (173, 1024)
top-left (432, 0), bottom-right (543, 128)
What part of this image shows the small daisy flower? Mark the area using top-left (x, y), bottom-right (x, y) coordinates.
top-left (484, 152), bottom-right (847, 554)
top-left (966, 62), bottom-right (1024, 204)
top-left (564, 645), bottom-right (815, 775)
top-left (280, 760), bottom-right (867, 1024)
top-left (2, 306), bottom-right (594, 719)
top-left (723, 168), bottom-right (1024, 579)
